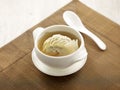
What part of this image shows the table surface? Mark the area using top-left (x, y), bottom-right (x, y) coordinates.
top-left (0, 0), bottom-right (120, 90)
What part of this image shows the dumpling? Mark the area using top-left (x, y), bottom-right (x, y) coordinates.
top-left (42, 34), bottom-right (78, 56)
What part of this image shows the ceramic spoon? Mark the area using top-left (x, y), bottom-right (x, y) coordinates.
top-left (63, 11), bottom-right (106, 50)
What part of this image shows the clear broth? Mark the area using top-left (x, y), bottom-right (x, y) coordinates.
top-left (38, 31), bottom-right (81, 56)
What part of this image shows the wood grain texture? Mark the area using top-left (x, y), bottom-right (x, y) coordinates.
top-left (0, 1), bottom-right (120, 90)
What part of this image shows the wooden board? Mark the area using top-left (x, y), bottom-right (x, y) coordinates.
top-left (0, 0), bottom-right (120, 90)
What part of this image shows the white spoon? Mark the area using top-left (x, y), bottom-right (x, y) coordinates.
top-left (63, 11), bottom-right (106, 50)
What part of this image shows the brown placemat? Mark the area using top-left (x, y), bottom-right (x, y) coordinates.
top-left (0, 0), bottom-right (120, 90)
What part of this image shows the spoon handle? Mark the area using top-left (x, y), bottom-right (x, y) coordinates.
top-left (81, 27), bottom-right (106, 50)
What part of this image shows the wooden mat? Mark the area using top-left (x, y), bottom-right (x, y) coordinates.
top-left (0, 0), bottom-right (120, 90)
